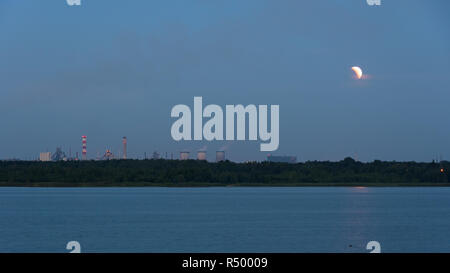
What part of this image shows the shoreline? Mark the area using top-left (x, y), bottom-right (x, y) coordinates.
top-left (0, 182), bottom-right (449, 187)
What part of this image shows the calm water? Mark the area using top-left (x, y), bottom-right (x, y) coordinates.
top-left (0, 187), bottom-right (449, 253)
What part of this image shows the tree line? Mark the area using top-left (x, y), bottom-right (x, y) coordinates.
top-left (0, 157), bottom-right (448, 186)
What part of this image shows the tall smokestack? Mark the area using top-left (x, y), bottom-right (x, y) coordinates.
top-left (82, 135), bottom-right (87, 160)
top-left (122, 137), bottom-right (127, 160)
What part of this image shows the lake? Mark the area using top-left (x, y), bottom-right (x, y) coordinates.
top-left (0, 187), bottom-right (449, 253)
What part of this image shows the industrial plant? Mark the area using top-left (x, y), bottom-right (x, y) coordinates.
top-left (34, 133), bottom-right (302, 164)
top-left (37, 135), bottom-right (234, 163)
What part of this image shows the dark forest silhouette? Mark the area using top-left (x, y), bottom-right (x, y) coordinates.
top-left (0, 157), bottom-right (448, 186)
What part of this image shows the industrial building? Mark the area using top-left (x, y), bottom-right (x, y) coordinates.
top-left (197, 151), bottom-right (206, 160)
top-left (51, 147), bottom-right (66, 161)
top-left (39, 152), bottom-right (51, 162)
top-left (180, 151), bottom-right (190, 160)
top-left (152, 151), bottom-right (160, 159)
top-left (267, 155), bottom-right (297, 164)
top-left (102, 149), bottom-right (114, 160)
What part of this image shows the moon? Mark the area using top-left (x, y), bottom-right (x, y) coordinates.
top-left (351, 66), bottom-right (363, 79)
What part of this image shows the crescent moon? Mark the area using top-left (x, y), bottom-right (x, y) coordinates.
top-left (351, 66), bottom-right (363, 79)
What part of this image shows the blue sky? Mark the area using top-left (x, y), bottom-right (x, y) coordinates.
top-left (0, 0), bottom-right (449, 162)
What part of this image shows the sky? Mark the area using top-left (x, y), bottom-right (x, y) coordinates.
top-left (0, 0), bottom-right (449, 162)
